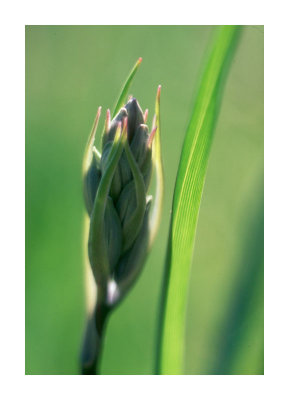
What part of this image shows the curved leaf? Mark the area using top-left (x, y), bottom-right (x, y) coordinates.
top-left (112, 57), bottom-right (142, 118)
top-left (156, 25), bottom-right (241, 375)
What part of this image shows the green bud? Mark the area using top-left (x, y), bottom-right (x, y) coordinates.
top-left (104, 197), bottom-right (122, 273)
top-left (101, 141), bottom-right (122, 201)
top-left (130, 124), bottom-right (149, 168)
top-left (124, 98), bottom-right (144, 142)
top-left (84, 93), bottom-right (161, 306)
top-left (83, 149), bottom-right (101, 215)
top-left (103, 108), bottom-right (127, 146)
top-left (115, 199), bottom-right (152, 297)
top-left (81, 58), bottom-right (164, 375)
top-left (118, 151), bottom-right (133, 187)
top-left (116, 181), bottom-right (136, 225)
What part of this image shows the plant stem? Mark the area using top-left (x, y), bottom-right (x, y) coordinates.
top-left (80, 287), bottom-right (110, 375)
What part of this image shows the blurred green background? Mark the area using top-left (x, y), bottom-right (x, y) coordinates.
top-left (25, 25), bottom-right (264, 375)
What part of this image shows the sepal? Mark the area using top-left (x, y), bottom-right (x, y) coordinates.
top-left (88, 123), bottom-right (125, 285)
top-left (83, 149), bottom-right (101, 215)
top-left (121, 137), bottom-right (146, 253)
top-left (115, 199), bottom-right (152, 299)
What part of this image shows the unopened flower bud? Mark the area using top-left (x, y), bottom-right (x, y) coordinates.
top-left (84, 96), bottom-right (156, 299)
top-left (81, 57), bottom-right (163, 375)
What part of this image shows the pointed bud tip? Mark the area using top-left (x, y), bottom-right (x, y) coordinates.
top-left (128, 97), bottom-right (137, 104)
top-left (91, 106), bottom-right (102, 133)
top-left (138, 57), bottom-right (143, 64)
top-left (157, 85), bottom-right (161, 100)
top-left (143, 109), bottom-right (149, 123)
top-left (104, 109), bottom-right (111, 133)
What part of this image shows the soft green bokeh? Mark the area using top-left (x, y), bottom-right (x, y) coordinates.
top-left (25, 25), bottom-right (264, 375)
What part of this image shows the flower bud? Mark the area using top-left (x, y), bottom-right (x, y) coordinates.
top-left (124, 98), bottom-right (145, 142)
top-left (83, 89), bottom-right (162, 306)
top-left (81, 59), bottom-right (163, 375)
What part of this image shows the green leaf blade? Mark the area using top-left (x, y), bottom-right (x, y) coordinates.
top-left (157, 26), bottom-right (241, 375)
top-left (112, 57), bottom-right (142, 118)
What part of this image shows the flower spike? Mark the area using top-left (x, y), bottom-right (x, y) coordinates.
top-left (81, 60), bottom-right (163, 375)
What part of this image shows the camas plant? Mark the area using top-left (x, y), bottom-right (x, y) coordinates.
top-left (81, 26), bottom-right (240, 375)
top-left (81, 59), bottom-right (163, 374)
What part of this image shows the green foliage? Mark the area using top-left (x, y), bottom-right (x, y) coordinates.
top-left (156, 26), bottom-right (241, 374)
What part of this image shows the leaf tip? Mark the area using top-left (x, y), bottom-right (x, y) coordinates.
top-left (157, 85), bottom-right (161, 100)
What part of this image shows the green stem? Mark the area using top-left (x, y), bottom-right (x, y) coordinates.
top-left (80, 287), bottom-right (110, 375)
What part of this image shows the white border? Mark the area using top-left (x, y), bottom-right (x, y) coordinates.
top-left (1, 0), bottom-right (289, 398)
